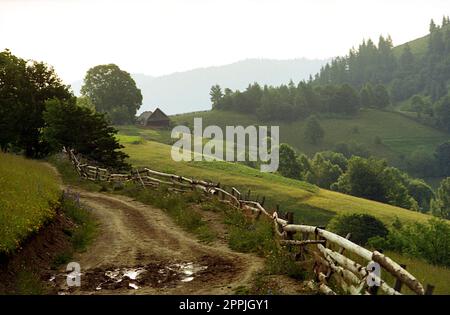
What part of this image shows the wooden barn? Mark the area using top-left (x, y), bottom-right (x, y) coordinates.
top-left (136, 108), bottom-right (170, 128)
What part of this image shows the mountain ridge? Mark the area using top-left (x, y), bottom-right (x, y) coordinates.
top-left (70, 58), bottom-right (329, 115)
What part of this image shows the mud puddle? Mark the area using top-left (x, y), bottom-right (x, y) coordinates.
top-left (50, 261), bottom-right (208, 294)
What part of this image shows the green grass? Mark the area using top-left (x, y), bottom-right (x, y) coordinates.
top-left (170, 109), bottom-right (449, 168)
top-left (47, 154), bottom-right (101, 192)
top-left (116, 134), bottom-right (435, 227)
top-left (113, 184), bottom-right (217, 243)
top-left (224, 202), bottom-right (306, 280)
top-left (382, 251), bottom-right (450, 295)
top-left (61, 197), bottom-right (98, 252)
top-left (14, 270), bottom-right (44, 295)
top-left (0, 153), bottom-right (61, 255)
top-left (392, 24), bottom-right (450, 59)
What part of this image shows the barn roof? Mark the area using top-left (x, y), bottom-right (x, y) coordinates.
top-left (147, 108), bottom-right (169, 121)
top-left (137, 111), bottom-right (153, 123)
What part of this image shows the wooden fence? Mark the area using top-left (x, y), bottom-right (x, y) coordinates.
top-left (65, 148), bottom-right (434, 295)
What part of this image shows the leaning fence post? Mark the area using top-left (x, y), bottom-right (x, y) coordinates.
top-left (425, 284), bottom-right (435, 295)
top-left (260, 196), bottom-right (265, 207)
top-left (286, 212), bottom-right (294, 240)
top-left (393, 264), bottom-right (407, 293)
top-left (338, 233), bottom-right (352, 253)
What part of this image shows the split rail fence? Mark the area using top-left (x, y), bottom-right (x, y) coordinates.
top-left (65, 148), bottom-right (434, 295)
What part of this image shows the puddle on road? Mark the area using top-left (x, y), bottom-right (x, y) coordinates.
top-left (51, 262), bottom-right (208, 293)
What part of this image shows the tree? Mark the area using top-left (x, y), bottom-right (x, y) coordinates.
top-left (76, 96), bottom-right (95, 111)
top-left (399, 44), bottom-right (415, 75)
top-left (81, 64), bottom-right (142, 125)
top-left (210, 85), bottom-right (223, 109)
top-left (305, 153), bottom-right (342, 189)
top-left (405, 148), bottom-right (437, 177)
top-left (319, 151), bottom-right (348, 171)
top-left (43, 98), bottom-right (129, 170)
top-left (0, 49), bottom-right (72, 157)
top-left (435, 141), bottom-right (450, 176)
top-left (431, 177), bottom-right (450, 219)
top-left (333, 157), bottom-right (387, 201)
top-left (368, 218), bottom-right (450, 266)
top-left (333, 84), bottom-right (360, 114)
top-left (328, 213), bottom-right (388, 245)
top-left (407, 179), bottom-right (434, 212)
top-left (380, 167), bottom-right (417, 210)
top-left (372, 84), bottom-right (390, 108)
top-left (360, 83), bottom-right (374, 107)
top-left (429, 19), bottom-right (437, 33)
top-left (304, 115), bottom-right (324, 144)
top-left (278, 143), bottom-right (300, 179)
top-left (435, 95), bottom-right (450, 132)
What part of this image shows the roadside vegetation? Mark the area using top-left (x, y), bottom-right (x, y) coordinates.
top-left (118, 137), bottom-right (434, 227)
top-left (0, 153), bottom-right (60, 255)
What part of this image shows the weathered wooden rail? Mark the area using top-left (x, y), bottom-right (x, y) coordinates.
top-left (65, 148), bottom-right (434, 295)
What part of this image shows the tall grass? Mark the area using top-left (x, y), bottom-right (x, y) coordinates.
top-left (116, 184), bottom-right (217, 243)
top-left (0, 153), bottom-right (60, 255)
top-left (118, 138), bottom-right (435, 226)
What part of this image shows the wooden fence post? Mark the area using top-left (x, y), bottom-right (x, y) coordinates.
top-left (286, 212), bottom-right (294, 239)
top-left (338, 233), bottom-right (352, 253)
top-left (393, 264), bottom-right (407, 293)
top-left (425, 284), bottom-right (435, 295)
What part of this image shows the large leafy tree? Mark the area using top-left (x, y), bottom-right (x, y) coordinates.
top-left (43, 98), bottom-right (129, 170)
top-left (81, 64), bottom-right (142, 125)
top-left (0, 49), bottom-right (72, 157)
top-left (328, 213), bottom-right (388, 245)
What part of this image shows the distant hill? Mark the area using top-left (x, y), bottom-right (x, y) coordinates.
top-left (70, 58), bottom-right (328, 115)
top-left (170, 108), bottom-right (449, 174)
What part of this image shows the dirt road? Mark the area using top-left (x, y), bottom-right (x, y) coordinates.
top-left (53, 188), bottom-right (264, 295)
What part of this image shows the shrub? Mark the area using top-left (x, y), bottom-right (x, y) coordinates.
top-left (368, 218), bottom-right (450, 267)
top-left (327, 213), bottom-right (388, 245)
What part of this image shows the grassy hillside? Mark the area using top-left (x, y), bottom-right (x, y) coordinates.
top-left (0, 153), bottom-right (61, 255)
top-left (116, 130), bottom-right (435, 227)
top-left (169, 109), bottom-right (449, 168)
top-left (393, 24), bottom-right (450, 58)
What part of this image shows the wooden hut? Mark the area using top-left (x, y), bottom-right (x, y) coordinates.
top-left (136, 108), bottom-right (170, 128)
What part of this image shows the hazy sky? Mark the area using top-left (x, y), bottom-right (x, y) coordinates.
top-left (1, 0), bottom-right (449, 83)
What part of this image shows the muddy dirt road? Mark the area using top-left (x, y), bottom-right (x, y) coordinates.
top-left (53, 188), bottom-right (264, 295)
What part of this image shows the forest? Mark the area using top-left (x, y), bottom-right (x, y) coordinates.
top-left (209, 19), bottom-right (450, 134)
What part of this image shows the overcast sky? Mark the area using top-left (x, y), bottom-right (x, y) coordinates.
top-left (1, 0), bottom-right (449, 83)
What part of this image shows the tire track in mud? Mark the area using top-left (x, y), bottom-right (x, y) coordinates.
top-left (54, 188), bottom-right (264, 295)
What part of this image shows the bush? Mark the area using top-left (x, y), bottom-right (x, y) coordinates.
top-left (327, 213), bottom-right (388, 245)
top-left (368, 218), bottom-right (450, 267)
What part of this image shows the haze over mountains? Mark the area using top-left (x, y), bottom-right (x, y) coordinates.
top-left (71, 58), bottom-right (328, 115)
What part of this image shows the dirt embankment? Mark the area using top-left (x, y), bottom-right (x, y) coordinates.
top-left (49, 188), bottom-right (266, 295)
top-left (2, 162), bottom-right (312, 295)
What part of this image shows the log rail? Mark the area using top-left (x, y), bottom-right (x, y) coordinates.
top-left (65, 148), bottom-right (434, 295)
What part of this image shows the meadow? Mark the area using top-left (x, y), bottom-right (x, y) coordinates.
top-left (170, 108), bottom-right (449, 168)
top-left (0, 153), bottom-right (61, 255)
top-left (116, 131), bottom-right (435, 227)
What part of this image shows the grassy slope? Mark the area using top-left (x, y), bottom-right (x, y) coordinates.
top-left (117, 131), bottom-right (434, 227)
top-left (0, 153), bottom-right (61, 254)
top-left (117, 132), bottom-right (450, 293)
top-left (393, 24), bottom-right (450, 58)
top-left (169, 109), bottom-right (449, 168)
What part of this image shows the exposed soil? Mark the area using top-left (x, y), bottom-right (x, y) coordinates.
top-left (48, 188), bottom-right (264, 295)
top-left (0, 210), bottom-right (75, 294)
top-left (2, 162), bottom-right (312, 295)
